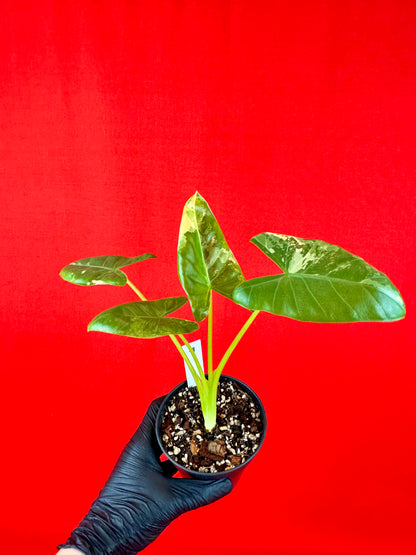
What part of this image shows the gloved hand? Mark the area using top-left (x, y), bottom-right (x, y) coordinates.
top-left (58, 397), bottom-right (233, 555)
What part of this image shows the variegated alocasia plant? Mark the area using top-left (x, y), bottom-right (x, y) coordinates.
top-left (60, 192), bottom-right (405, 431)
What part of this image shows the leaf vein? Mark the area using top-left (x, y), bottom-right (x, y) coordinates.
top-left (271, 276), bottom-right (283, 311)
top-left (325, 278), bottom-right (358, 317)
top-left (299, 276), bottom-right (326, 316)
top-left (363, 286), bottom-right (390, 319)
top-left (288, 278), bottom-right (299, 315)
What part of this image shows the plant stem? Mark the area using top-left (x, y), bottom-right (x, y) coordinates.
top-left (126, 278), bottom-right (147, 301)
top-left (169, 334), bottom-right (203, 388)
top-left (215, 310), bottom-right (260, 376)
top-left (178, 333), bottom-right (205, 381)
top-left (126, 279), bottom-right (202, 385)
top-left (202, 309), bottom-right (260, 432)
top-left (125, 277), bottom-right (256, 432)
top-left (208, 290), bottom-right (213, 377)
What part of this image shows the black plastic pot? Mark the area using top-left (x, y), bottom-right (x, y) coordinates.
top-left (155, 374), bottom-right (267, 485)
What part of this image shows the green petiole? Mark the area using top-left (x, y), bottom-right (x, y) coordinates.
top-left (215, 309), bottom-right (260, 377)
top-left (126, 279), bottom-right (203, 386)
top-left (208, 290), bottom-right (213, 376)
top-left (201, 307), bottom-right (260, 431)
top-left (126, 278), bottom-right (260, 432)
top-left (126, 278), bottom-right (146, 301)
top-left (178, 333), bottom-right (205, 381)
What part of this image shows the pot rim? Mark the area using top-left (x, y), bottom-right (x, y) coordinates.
top-left (155, 374), bottom-right (267, 479)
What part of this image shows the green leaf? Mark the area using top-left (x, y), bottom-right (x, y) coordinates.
top-left (233, 233), bottom-right (405, 323)
top-left (88, 297), bottom-right (199, 338)
top-left (178, 192), bottom-right (245, 321)
top-left (60, 254), bottom-right (156, 286)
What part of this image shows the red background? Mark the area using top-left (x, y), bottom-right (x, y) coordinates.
top-left (1, 2), bottom-right (415, 554)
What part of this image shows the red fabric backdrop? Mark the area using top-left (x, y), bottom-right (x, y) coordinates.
top-left (1, 1), bottom-right (415, 554)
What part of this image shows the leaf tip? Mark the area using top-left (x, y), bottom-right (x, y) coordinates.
top-left (395, 297), bottom-right (406, 321)
top-left (191, 190), bottom-right (207, 204)
top-left (59, 265), bottom-right (79, 285)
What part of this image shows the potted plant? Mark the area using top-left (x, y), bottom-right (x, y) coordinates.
top-left (60, 192), bottom-right (405, 481)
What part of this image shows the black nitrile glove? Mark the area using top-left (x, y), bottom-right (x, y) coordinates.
top-left (58, 397), bottom-right (233, 555)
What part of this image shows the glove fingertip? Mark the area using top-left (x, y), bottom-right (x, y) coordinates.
top-left (173, 477), bottom-right (233, 512)
top-left (204, 477), bottom-right (233, 503)
top-left (215, 478), bottom-right (233, 495)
